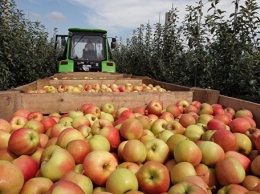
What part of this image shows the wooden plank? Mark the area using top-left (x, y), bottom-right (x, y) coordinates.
top-left (1, 91), bottom-right (193, 119)
top-left (191, 87), bottom-right (220, 104)
top-left (218, 95), bottom-right (260, 128)
top-left (0, 91), bottom-right (21, 120)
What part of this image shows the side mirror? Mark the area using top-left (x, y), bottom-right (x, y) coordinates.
top-left (111, 38), bottom-right (116, 49)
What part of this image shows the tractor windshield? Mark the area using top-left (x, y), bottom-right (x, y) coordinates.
top-left (70, 35), bottom-right (105, 61)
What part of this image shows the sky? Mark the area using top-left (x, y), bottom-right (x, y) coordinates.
top-left (16, 0), bottom-right (259, 41)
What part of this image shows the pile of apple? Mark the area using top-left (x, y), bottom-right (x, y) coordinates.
top-left (25, 83), bottom-right (167, 94)
top-left (0, 99), bottom-right (260, 194)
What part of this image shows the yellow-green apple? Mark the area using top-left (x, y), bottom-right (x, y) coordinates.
top-left (136, 161), bottom-right (170, 194)
top-left (71, 115), bottom-right (90, 129)
top-left (165, 104), bottom-right (182, 118)
top-left (91, 118), bottom-right (113, 135)
top-left (159, 111), bottom-right (174, 122)
top-left (145, 138), bottom-right (169, 163)
top-left (85, 113), bottom-right (99, 126)
top-left (56, 127), bottom-right (85, 148)
top-left (251, 155), bottom-right (260, 176)
top-left (206, 118), bottom-right (226, 131)
top-left (195, 163), bottom-right (218, 189)
top-left (145, 99), bottom-right (163, 116)
top-left (170, 161), bottom-right (197, 184)
top-left (74, 163), bottom-right (84, 174)
top-left (165, 120), bottom-right (185, 134)
top-left (68, 110), bottom-right (84, 119)
top-left (100, 112), bottom-right (115, 123)
top-left (210, 129), bottom-right (237, 152)
top-left (84, 106), bottom-right (101, 118)
top-left (242, 175), bottom-right (260, 191)
top-left (0, 129), bottom-right (11, 149)
top-left (0, 118), bottom-right (12, 132)
top-left (40, 145), bottom-right (60, 163)
top-left (178, 114), bottom-right (196, 128)
top-left (88, 134), bottom-right (110, 151)
top-left (92, 186), bottom-right (106, 194)
top-left (0, 147), bottom-right (18, 161)
top-left (235, 109), bottom-right (253, 118)
top-left (49, 123), bottom-right (70, 138)
top-left (122, 139), bottom-right (147, 164)
top-left (24, 119), bottom-right (45, 133)
top-left (119, 118), bottom-right (144, 140)
top-left (184, 104), bottom-right (199, 114)
top-left (156, 129), bottom-right (174, 142)
top-left (12, 154), bottom-right (38, 182)
top-left (180, 175), bottom-right (211, 193)
top-left (83, 150), bottom-right (118, 186)
top-left (150, 119), bottom-right (168, 135)
top-left (197, 114), bottom-right (214, 125)
top-left (168, 181), bottom-right (208, 194)
top-left (117, 162), bottom-right (141, 174)
top-left (124, 83), bottom-right (134, 92)
top-left (184, 124), bottom-right (205, 142)
top-left (30, 147), bottom-right (44, 167)
top-left (99, 126), bottom-right (121, 151)
top-left (20, 177), bottom-right (53, 194)
top-left (13, 108), bottom-right (31, 118)
top-left (136, 115), bottom-right (152, 130)
top-left (201, 130), bottom-right (216, 141)
top-left (41, 117), bottom-right (57, 132)
top-left (27, 111), bottom-right (44, 121)
top-left (217, 184), bottom-right (248, 194)
top-left (166, 134), bottom-right (188, 154)
top-left (224, 107), bottom-right (236, 117)
top-left (174, 139), bottom-right (202, 166)
top-left (106, 168), bottom-right (138, 193)
top-left (215, 157), bottom-right (246, 186)
top-left (9, 115), bottom-right (28, 131)
top-left (230, 117), bottom-right (251, 133)
top-left (66, 139), bottom-right (91, 164)
top-left (198, 140), bottom-right (225, 167)
top-left (45, 180), bottom-right (84, 194)
top-left (8, 127), bottom-right (40, 155)
top-left (233, 132), bottom-right (252, 155)
top-left (40, 147), bottom-right (75, 181)
top-left (101, 102), bottom-right (115, 114)
top-left (139, 133), bottom-right (155, 144)
top-left (77, 125), bottom-right (92, 139)
top-left (198, 103), bottom-right (213, 115)
top-left (214, 113), bottom-right (232, 125)
top-left (0, 160), bottom-right (24, 194)
top-left (224, 151), bottom-right (251, 174)
top-left (61, 170), bottom-right (93, 194)
top-left (58, 116), bottom-right (73, 127)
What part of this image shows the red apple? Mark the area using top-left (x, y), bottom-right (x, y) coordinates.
top-left (206, 118), bottom-right (226, 131)
top-left (99, 126), bottom-right (121, 151)
top-left (20, 177), bottom-right (53, 194)
top-left (27, 111), bottom-right (44, 121)
top-left (117, 162), bottom-right (141, 174)
top-left (119, 118), bottom-right (144, 140)
top-left (56, 127), bottom-right (85, 148)
top-left (235, 109), bottom-right (253, 118)
top-left (0, 118), bottom-right (12, 132)
top-left (24, 119), bottom-right (45, 133)
top-left (170, 161), bottom-right (197, 184)
top-left (0, 129), bottom-right (11, 149)
top-left (46, 180), bottom-right (84, 194)
top-left (210, 129), bottom-right (237, 152)
top-left (13, 108), bottom-right (31, 118)
top-left (251, 155), bottom-right (260, 176)
top-left (242, 175), bottom-right (260, 191)
top-left (230, 117), bottom-right (251, 133)
top-left (178, 114), bottom-right (196, 128)
top-left (165, 104), bottom-right (182, 118)
top-left (146, 99), bottom-right (163, 116)
top-left (41, 117), bottom-right (57, 132)
top-left (224, 151), bottom-right (251, 174)
top-left (0, 147), bottom-right (18, 161)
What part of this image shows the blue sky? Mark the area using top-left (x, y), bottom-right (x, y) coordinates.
top-left (17, 0), bottom-right (259, 41)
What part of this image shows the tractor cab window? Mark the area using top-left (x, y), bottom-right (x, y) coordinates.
top-left (70, 35), bottom-right (105, 61)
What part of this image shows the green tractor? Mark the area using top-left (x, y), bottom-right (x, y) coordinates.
top-left (55, 28), bottom-right (117, 72)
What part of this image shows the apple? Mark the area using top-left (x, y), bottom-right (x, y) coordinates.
top-left (197, 114), bottom-right (214, 125)
top-left (145, 138), bottom-right (169, 163)
top-left (217, 184), bottom-right (248, 194)
top-left (242, 175), bottom-right (260, 191)
top-left (159, 111), bottom-right (174, 122)
top-left (80, 103), bottom-right (94, 113)
top-left (9, 115), bottom-right (28, 131)
top-left (46, 180), bottom-right (84, 194)
top-left (101, 102), bottom-right (115, 114)
top-left (178, 114), bottom-right (196, 128)
top-left (119, 118), bottom-right (144, 140)
top-left (184, 124), bottom-right (205, 142)
top-left (61, 170), bottom-right (93, 194)
top-left (24, 119), bottom-right (45, 133)
top-left (215, 157), bottom-right (246, 186)
top-left (145, 99), bottom-right (163, 116)
top-left (156, 129), bottom-right (174, 142)
top-left (100, 112), bottom-right (115, 123)
top-left (117, 141), bottom-right (128, 161)
top-left (49, 123), bottom-right (70, 138)
top-left (180, 175), bottom-right (211, 193)
top-left (66, 139), bottom-right (91, 164)
top-left (41, 117), bottom-right (57, 132)
top-left (230, 117), bottom-right (251, 133)
top-left (0, 160), bottom-right (24, 194)
top-left (30, 147), bottom-right (44, 167)
top-left (40, 147), bottom-right (75, 181)
top-left (235, 109), bottom-right (253, 118)
top-left (91, 118), bottom-right (113, 135)
top-left (255, 135), bottom-right (260, 153)
top-left (210, 129), bottom-right (237, 152)
top-left (198, 103), bottom-right (213, 115)
top-left (165, 120), bottom-right (185, 135)
top-left (168, 181), bottom-right (208, 194)
top-left (224, 151), bottom-right (251, 174)
top-left (165, 104), bottom-right (182, 118)
top-left (84, 106), bottom-right (101, 118)
top-left (191, 100), bottom-right (201, 108)
top-left (174, 139), bottom-right (202, 166)
top-left (0, 129), bottom-right (11, 149)
top-left (56, 127), bottom-right (85, 148)
top-left (214, 113), bottom-right (232, 125)
top-left (77, 125), bottom-right (92, 139)
top-left (136, 115), bottom-right (152, 130)
top-left (170, 161), bottom-right (197, 184)
top-left (71, 115), bottom-right (90, 129)
top-left (184, 104), bottom-right (199, 114)
top-left (0, 147), bottom-right (18, 161)
top-left (58, 116), bottom-right (73, 127)
top-left (13, 108), bottom-right (31, 118)
top-left (12, 155), bottom-right (39, 182)
top-left (233, 132), bottom-right (253, 155)
top-left (117, 162), bottom-right (141, 174)
top-left (206, 118), bottom-right (227, 131)
top-left (136, 161), bottom-right (170, 194)
top-left (20, 177), bottom-right (53, 194)
top-left (27, 111), bottom-right (44, 121)
top-left (99, 126), bottom-right (121, 151)
top-left (85, 113), bottom-right (99, 126)
top-left (150, 118), bottom-right (168, 135)
top-left (8, 127), bottom-right (40, 155)
top-left (106, 168), bottom-right (138, 193)
top-left (88, 134), bottom-right (110, 151)
top-left (0, 118), bottom-right (12, 132)
top-left (122, 139), bottom-right (147, 164)
top-left (176, 100), bottom-right (190, 112)
top-left (68, 110), bottom-right (84, 119)
top-left (195, 163), bottom-right (218, 189)
top-left (198, 140), bottom-right (225, 167)
top-left (251, 155), bottom-right (260, 176)
top-left (83, 150), bottom-right (118, 186)
top-left (132, 106), bottom-right (147, 115)
top-left (166, 134), bottom-right (188, 154)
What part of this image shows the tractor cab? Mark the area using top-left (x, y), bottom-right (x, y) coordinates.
top-left (55, 28), bottom-right (116, 72)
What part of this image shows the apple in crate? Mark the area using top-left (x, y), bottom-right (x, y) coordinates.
top-left (146, 99), bottom-right (163, 116)
top-left (0, 118), bottom-right (12, 132)
top-left (145, 138), bottom-right (169, 163)
top-left (9, 115), bottom-right (28, 131)
top-left (168, 181), bottom-right (208, 194)
top-left (8, 127), bottom-right (40, 155)
top-left (20, 177), bottom-right (53, 194)
top-left (46, 180), bottom-right (84, 194)
top-left (119, 118), bottom-right (144, 140)
top-left (0, 129), bottom-right (11, 149)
